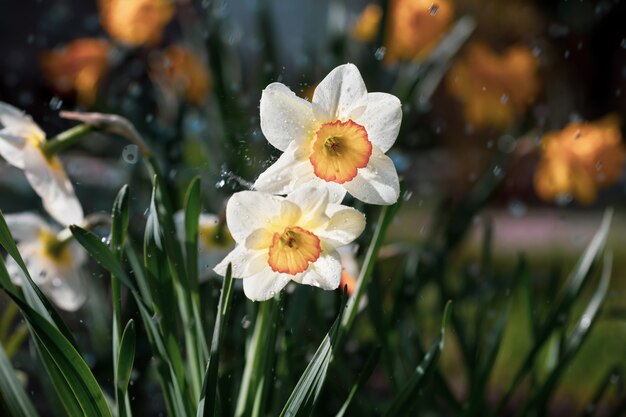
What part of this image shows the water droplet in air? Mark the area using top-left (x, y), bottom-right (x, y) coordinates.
top-left (500, 94), bottom-right (509, 104)
top-left (555, 193), bottom-right (573, 206)
top-left (498, 135), bottom-right (516, 153)
top-left (508, 200), bottom-right (527, 217)
top-left (374, 46), bottom-right (386, 61)
top-left (49, 96), bottom-right (63, 110)
top-left (122, 145), bottom-right (139, 164)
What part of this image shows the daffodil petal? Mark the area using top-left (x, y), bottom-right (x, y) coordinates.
top-left (260, 82), bottom-right (317, 151)
top-left (0, 102), bottom-right (45, 140)
top-left (214, 245), bottom-right (268, 278)
top-left (356, 92), bottom-right (402, 153)
top-left (344, 147), bottom-right (400, 205)
top-left (299, 251), bottom-right (342, 290)
top-left (316, 206), bottom-right (366, 249)
top-left (3, 212), bottom-right (48, 241)
top-left (0, 134), bottom-right (27, 169)
top-left (254, 142), bottom-right (315, 195)
top-left (225, 191), bottom-right (286, 243)
top-left (42, 269), bottom-right (87, 312)
top-left (286, 185), bottom-right (329, 226)
top-left (23, 147), bottom-right (84, 226)
top-left (312, 63), bottom-right (368, 121)
top-left (242, 268), bottom-right (292, 301)
top-left (0, 102), bottom-right (45, 169)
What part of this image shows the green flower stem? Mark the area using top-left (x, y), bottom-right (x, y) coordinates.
top-left (41, 124), bottom-right (94, 157)
top-left (339, 194), bottom-right (403, 343)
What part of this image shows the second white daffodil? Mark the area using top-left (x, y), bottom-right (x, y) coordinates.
top-left (214, 186), bottom-right (366, 301)
top-left (254, 63), bottom-right (402, 205)
top-left (0, 102), bottom-right (83, 226)
top-left (5, 212), bottom-right (87, 311)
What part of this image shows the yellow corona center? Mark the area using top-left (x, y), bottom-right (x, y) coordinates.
top-left (199, 223), bottom-right (234, 249)
top-left (38, 230), bottom-right (72, 266)
top-left (309, 120), bottom-right (372, 184)
top-left (267, 226), bottom-right (321, 275)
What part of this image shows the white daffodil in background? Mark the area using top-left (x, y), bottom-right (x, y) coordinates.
top-left (0, 102), bottom-right (83, 226)
top-left (254, 63), bottom-right (402, 205)
top-left (174, 210), bottom-right (235, 281)
top-left (5, 213), bottom-right (87, 312)
top-left (214, 185), bottom-right (366, 301)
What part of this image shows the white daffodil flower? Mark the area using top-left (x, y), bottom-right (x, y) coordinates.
top-left (254, 63), bottom-right (402, 205)
top-left (0, 102), bottom-right (83, 226)
top-left (5, 213), bottom-right (87, 312)
top-left (214, 186), bottom-right (366, 301)
top-left (174, 210), bottom-right (235, 282)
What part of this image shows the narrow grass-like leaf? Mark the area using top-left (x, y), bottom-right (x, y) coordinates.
top-left (125, 243), bottom-right (153, 306)
top-left (581, 365), bottom-right (623, 417)
top-left (116, 319), bottom-right (136, 397)
top-left (279, 293), bottom-right (348, 417)
top-left (111, 184), bottom-right (130, 257)
top-left (384, 301), bottom-right (453, 417)
top-left (341, 193), bottom-right (403, 337)
top-left (235, 301), bottom-right (265, 417)
top-left (70, 225), bottom-right (136, 292)
top-left (0, 342), bottom-right (40, 417)
top-left (71, 222), bottom-right (190, 417)
top-left (184, 176), bottom-right (201, 293)
top-left (151, 176), bottom-right (206, 401)
top-left (1, 289), bottom-right (112, 417)
top-left (198, 264), bottom-right (234, 417)
top-left (523, 252), bottom-right (613, 416)
top-left (184, 177), bottom-right (210, 375)
top-left (335, 346), bottom-right (381, 417)
top-left (251, 299), bottom-right (282, 417)
top-left (494, 209), bottom-right (613, 415)
top-left (110, 185), bottom-right (130, 417)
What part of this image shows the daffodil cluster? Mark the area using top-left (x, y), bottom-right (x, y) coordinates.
top-left (0, 103), bottom-right (87, 311)
top-left (214, 64), bottom-right (402, 301)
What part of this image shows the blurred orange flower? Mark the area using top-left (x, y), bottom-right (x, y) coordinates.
top-left (446, 42), bottom-right (540, 129)
top-left (40, 39), bottom-right (110, 106)
top-left (534, 115), bottom-right (625, 204)
top-left (352, 0), bottom-right (454, 62)
top-left (99, 0), bottom-right (174, 46)
top-left (151, 45), bottom-right (211, 106)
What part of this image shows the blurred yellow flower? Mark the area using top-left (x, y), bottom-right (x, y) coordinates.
top-left (352, 0), bottom-right (454, 62)
top-left (152, 45), bottom-right (211, 106)
top-left (534, 115), bottom-right (625, 205)
top-left (351, 4), bottom-right (382, 42)
top-left (99, 0), bottom-right (174, 46)
top-left (40, 39), bottom-right (110, 107)
top-left (446, 42), bottom-right (540, 129)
